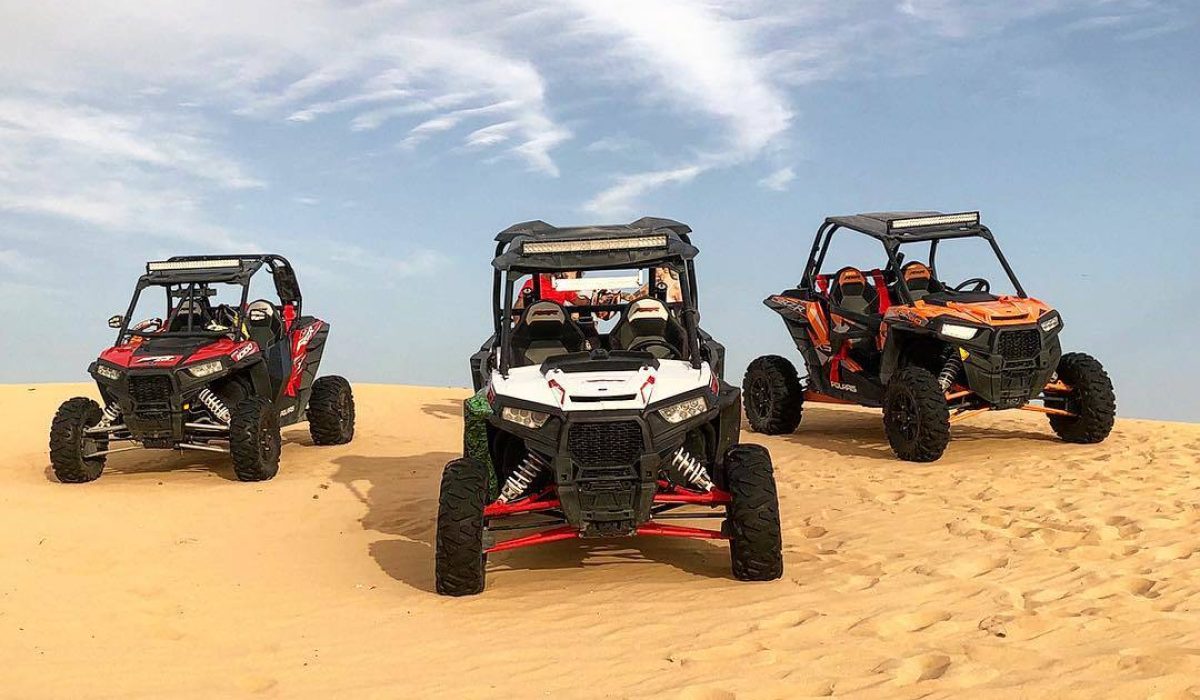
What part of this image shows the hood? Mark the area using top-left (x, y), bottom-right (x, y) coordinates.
top-left (889, 295), bottom-right (1052, 328)
top-left (491, 359), bottom-right (713, 412)
top-left (99, 336), bottom-right (258, 369)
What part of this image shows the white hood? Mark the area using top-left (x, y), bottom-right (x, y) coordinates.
top-left (491, 359), bottom-right (713, 412)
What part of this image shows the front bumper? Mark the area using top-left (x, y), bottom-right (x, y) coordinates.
top-left (486, 386), bottom-right (741, 537)
top-left (960, 327), bottom-right (1061, 408)
top-left (90, 364), bottom-right (220, 445)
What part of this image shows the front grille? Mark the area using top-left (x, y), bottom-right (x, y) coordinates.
top-left (996, 329), bottom-right (1040, 363)
top-left (568, 421), bottom-right (643, 468)
top-left (129, 375), bottom-right (173, 415)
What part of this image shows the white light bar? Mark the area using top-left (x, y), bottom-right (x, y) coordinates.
top-left (553, 273), bottom-right (643, 292)
top-left (147, 259), bottom-right (243, 272)
top-left (523, 235), bottom-right (667, 255)
top-left (889, 212), bottom-right (979, 231)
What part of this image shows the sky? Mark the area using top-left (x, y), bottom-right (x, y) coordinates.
top-left (0, 0), bottom-right (1197, 421)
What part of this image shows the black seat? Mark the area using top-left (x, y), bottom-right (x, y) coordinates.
top-left (899, 261), bottom-right (943, 301)
top-left (245, 299), bottom-right (283, 349)
top-left (828, 267), bottom-right (879, 318)
top-left (509, 301), bottom-right (588, 366)
top-left (609, 298), bottom-right (687, 359)
top-left (168, 299), bottom-right (210, 332)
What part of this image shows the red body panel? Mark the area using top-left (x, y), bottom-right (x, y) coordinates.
top-left (99, 338), bottom-right (259, 369)
top-left (285, 320), bottom-right (325, 397)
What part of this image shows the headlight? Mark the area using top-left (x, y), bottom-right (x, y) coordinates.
top-left (501, 406), bottom-right (550, 429)
top-left (1039, 314), bottom-right (1061, 332)
top-left (939, 323), bottom-right (979, 341)
top-left (186, 360), bottom-right (225, 378)
top-left (658, 396), bottom-right (707, 424)
top-left (96, 365), bottom-right (121, 381)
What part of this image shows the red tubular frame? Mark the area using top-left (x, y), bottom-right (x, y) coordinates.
top-left (483, 485), bottom-right (730, 554)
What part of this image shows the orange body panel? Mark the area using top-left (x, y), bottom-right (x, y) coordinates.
top-left (885, 295), bottom-right (1052, 327)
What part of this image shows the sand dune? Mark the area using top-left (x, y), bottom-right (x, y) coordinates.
top-left (2, 383), bottom-right (1199, 699)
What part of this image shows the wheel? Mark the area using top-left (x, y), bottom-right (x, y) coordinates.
top-left (743, 355), bottom-right (804, 435)
top-left (883, 366), bottom-right (950, 462)
top-left (308, 376), bottom-right (355, 445)
top-left (230, 397), bottom-right (281, 481)
top-left (724, 444), bottom-right (783, 581)
top-left (1048, 352), bottom-right (1115, 444)
top-left (49, 397), bottom-right (108, 483)
top-left (435, 458), bottom-right (489, 596)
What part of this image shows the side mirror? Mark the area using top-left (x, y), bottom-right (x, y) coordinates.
top-left (108, 315), bottom-right (125, 329)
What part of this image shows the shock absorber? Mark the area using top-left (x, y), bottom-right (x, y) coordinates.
top-left (197, 388), bottom-right (231, 424)
top-left (669, 447), bottom-right (715, 492)
top-left (938, 352), bottom-right (963, 392)
top-left (97, 403), bottom-right (122, 428)
top-left (498, 451), bottom-right (549, 503)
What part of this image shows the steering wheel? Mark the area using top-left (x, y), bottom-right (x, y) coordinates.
top-left (625, 337), bottom-right (681, 359)
top-left (953, 278), bottom-right (991, 293)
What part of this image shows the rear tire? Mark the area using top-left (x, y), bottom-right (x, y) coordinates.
top-left (308, 376), bottom-right (355, 445)
top-left (743, 355), bottom-right (804, 435)
top-left (1048, 352), bottom-right (1115, 444)
top-left (883, 366), bottom-right (950, 462)
top-left (724, 444), bottom-right (783, 581)
top-left (435, 458), bottom-right (489, 596)
top-left (49, 397), bottom-right (108, 483)
top-left (230, 398), bottom-right (281, 481)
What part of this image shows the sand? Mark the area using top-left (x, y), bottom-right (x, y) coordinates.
top-left (2, 383), bottom-right (1199, 699)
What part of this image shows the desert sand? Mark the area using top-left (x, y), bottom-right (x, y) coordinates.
top-left (2, 383), bottom-right (1199, 699)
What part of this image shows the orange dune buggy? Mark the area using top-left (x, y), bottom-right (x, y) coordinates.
top-left (745, 211), bottom-right (1115, 461)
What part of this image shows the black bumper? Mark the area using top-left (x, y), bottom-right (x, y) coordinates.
top-left (962, 328), bottom-right (1061, 408)
top-left (489, 386), bottom-right (741, 537)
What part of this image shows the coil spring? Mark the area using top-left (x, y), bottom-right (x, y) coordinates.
top-left (499, 451), bottom-right (548, 503)
top-left (197, 388), bottom-right (231, 424)
top-left (98, 403), bottom-right (122, 428)
top-left (670, 448), bottom-right (714, 492)
top-left (937, 354), bottom-right (962, 392)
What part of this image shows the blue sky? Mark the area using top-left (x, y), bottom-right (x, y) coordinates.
top-left (1, 0), bottom-right (1197, 421)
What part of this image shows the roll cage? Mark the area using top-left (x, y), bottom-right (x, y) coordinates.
top-left (800, 211), bottom-right (1027, 304)
top-left (116, 254), bottom-right (302, 343)
top-left (491, 218), bottom-right (704, 375)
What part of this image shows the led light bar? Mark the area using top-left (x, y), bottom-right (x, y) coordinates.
top-left (523, 235), bottom-right (667, 255)
top-left (889, 212), bottom-right (980, 232)
top-left (147, 259), bottom-right (243, 272)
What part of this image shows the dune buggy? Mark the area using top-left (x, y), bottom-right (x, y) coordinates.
top-left (436, 217), bottom-right (783, 596)
top-left (49, 255), bottom-right (355, 483)
top-left (746, 211), bottom-right (1115, 461)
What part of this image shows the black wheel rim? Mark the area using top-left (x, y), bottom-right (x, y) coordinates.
top-left (891, 391), bottom-right (919, 441)
top-left (749, 376), bottom-right (771, 417)
top-left (258, 416), bottom-right (277, 460)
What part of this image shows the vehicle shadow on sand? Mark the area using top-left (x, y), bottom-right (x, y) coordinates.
top-left (764, 406), bottom-right (1060, 461)
top-left (43, 426), bottom-right (315, 483)
top-left (331, 449), bottom-right (734, 594)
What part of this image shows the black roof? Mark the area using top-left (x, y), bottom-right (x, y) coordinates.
top-left (825, 211), bottom-right (987, 241)
top-left (493, 217), bottom-right (698, 272)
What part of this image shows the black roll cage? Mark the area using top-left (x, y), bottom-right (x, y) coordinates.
top-left (116, 254), bottom-right (302, 343)
top-left (800, 216), bottom-right (1027, 304)
top-left (490, 227), bottom-right (705, 376)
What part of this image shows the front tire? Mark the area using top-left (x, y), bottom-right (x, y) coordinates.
top-left (230, 398), bottom-right (281, 482)
top-left (49, 397), bottom-right (108, 483)
top-left (435, 458), bottom-right (489, 596)
top-left (724, 444), bottom-right (783, 581)
top-left (743, 355), bottom-right (804, 435)
top-left (1048, 352), bottom-right (1115, 444)
top-left (308, 376), bottom-right (355, 445)
top-left (883, 366), bottom-right (950, 462)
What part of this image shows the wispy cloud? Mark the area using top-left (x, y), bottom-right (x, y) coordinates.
top-left (758, 166), bottom-right (796, 192)
top-left (583, 165), bottom-right (703, 218)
